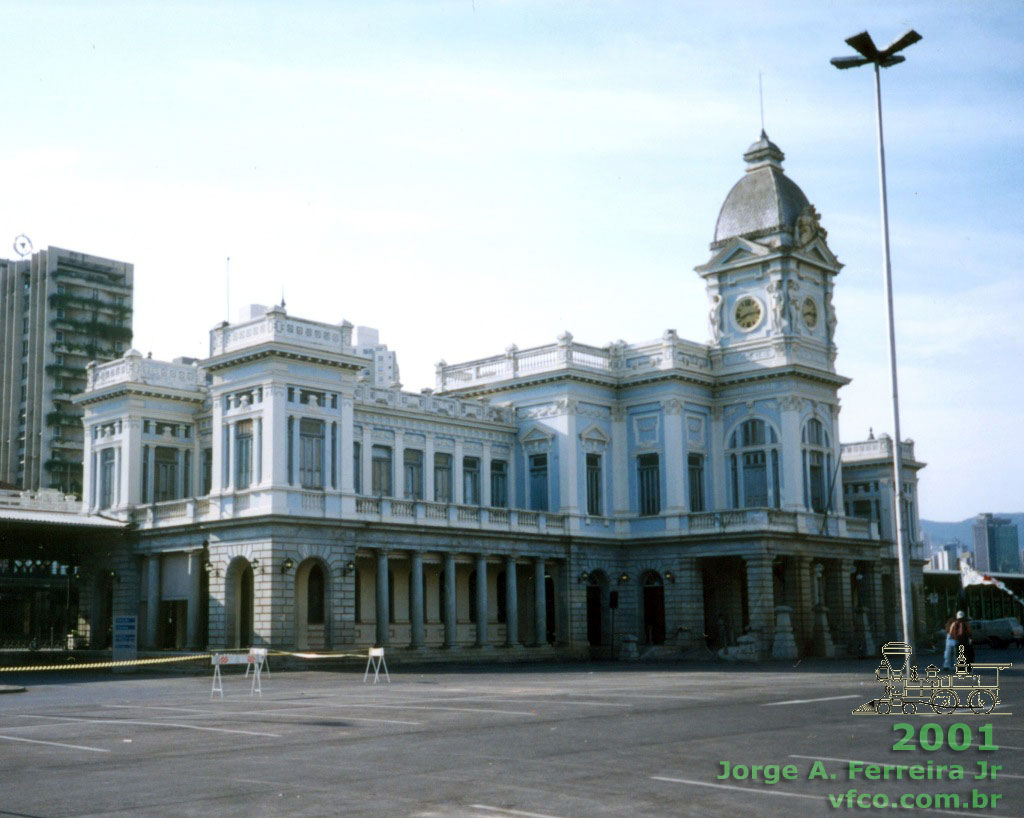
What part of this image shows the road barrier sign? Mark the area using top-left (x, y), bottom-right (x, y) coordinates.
top-left (363, 647), bottom-right (389, 684)
top-left (210, 650), bottom-right (264, 698)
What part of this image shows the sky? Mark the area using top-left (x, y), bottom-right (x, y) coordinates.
top-left (2, 1), bottom-right (1021, 522)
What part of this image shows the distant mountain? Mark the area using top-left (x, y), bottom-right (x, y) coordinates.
top-left (920, 513), bottom-right (1024, 550)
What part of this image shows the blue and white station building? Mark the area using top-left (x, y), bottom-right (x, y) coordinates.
top-left (64, 133), bottom-right (926, 660)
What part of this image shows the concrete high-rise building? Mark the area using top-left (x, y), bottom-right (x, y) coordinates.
top-left (972, 513), bottom-right (1020, 574)
top-left (0, 246), bottom-right (133, 496)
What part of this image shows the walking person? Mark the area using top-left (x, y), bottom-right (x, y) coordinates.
top-left (943, 610), bottom-right (971, 672)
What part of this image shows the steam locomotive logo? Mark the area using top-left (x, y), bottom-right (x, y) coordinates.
top-left (853, 641), bottom-right (1012, 716)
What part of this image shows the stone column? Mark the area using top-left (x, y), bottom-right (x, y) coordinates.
top-left (223, 423), bottom-right (234, 492)
top-left (409, 552), bottom-right (425, 648)
top-left (291, 416), bottom-right (300, 487)
top-left (424, 436), bottom-right (435, 502)
top-left (481, 443), bottom-right (492, 508)
top-left (393, 431), bottom-right (405, 499)
top-left (146, 555), bottom-right (161, 649)
top-left (263, 386), bottom-right (286, 486)
top-left (836, 559), bottom-right (856, 655)
top-left (340, 397), bottom-right (355, 494)
top-left (611, 406), bottom-right (629, 515)
top-left (561, 403), bottom-right (579, 514)
top-left (662, 399), bottom-right (685, 514)
top-left (453, 438), bottom-right (464, 504)
top-left (504, 556), bottom-right (519, 646)
top-left (869, 567), bottom-right (885, 643)
top-left (475, 553), bottom-right (489, 648)
top-left (779, 396), bottom-right (803, 510)
top-left (744, 553), bottom-right (774, 658)
top-left (709, 406), bottom-right (726, 509)
top-left (533, 557), bottom-right (547, 646)
top-left (187, 550), bottom-right (203, 648)
top-left (146, 443), bottom-right (156, 503)
top-left (443, 553), bottom-right (457, 648)
top-left (361, 436), bottom-right (372, 497)
top-left (375, 550), bottom-right (389, 646)
top-left (175, 449), bottom-right (185, 499)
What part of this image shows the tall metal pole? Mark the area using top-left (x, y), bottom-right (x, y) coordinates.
top-left (872, 63), bottom-right (914, 651)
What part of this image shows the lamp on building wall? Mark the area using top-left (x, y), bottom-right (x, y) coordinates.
top-left (343, 560), bottom-right (355, 575)
top-left (578, 571), bottom-right (589, 584)
top-left (618, 572), bottom-right (630, 584)
top-left (251, 558), bottom-right (261, 572)
top-left (108, 569), bottom-right (119, 583)
top-left (203, 560), bottom-right (215, 574)
top-left (281, 557), bottom-right (295, 575)
top-left (664, 570), bottom-right (675, 583)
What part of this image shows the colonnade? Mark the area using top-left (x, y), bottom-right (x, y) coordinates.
top-left (367, 550), bottom-right (552, 650)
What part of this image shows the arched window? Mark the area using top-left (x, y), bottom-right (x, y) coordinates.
top-left (802, 418), bottom-right (833, 512)
top-left (727, 419), bottom-right (781, 508)
top-left (307, 563), bottom-right (325, 625)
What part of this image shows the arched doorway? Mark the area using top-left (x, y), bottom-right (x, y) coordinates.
top-left (225, 558), bottom-right (254, 648)
top-left (586, 571), bottom-right (610, 647)
top-left (295, 559), bottom-right (329, 650)
top-left (641, 571), bottom-right (665, 645)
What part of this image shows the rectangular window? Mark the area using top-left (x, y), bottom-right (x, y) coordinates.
top-left (434, 452), bottom-right (452, 502)
top-left (235, 420), bottom-right (253, 490)
top-left (154, 446), bottom-right (178, 502)
top-left (99, 448), bottom-right (115, 510)
top-left (638, 453), bottom-right (661, 516)
top-left (586, 453), bottom-right (602, 516)
top-left (299, 418), bottom-right (324, 489)
top-left (353, 441), bottom-right (362, 493)
top-left (404, 449), bottom-right (423, 499)
top-left (529, 453), bottom-right (548, 511)
top-left (202, 448), bottom-right (213, 495)
top-left (490, 459), bottom-right (508, 508)
top-left (688, 454), bottom-right (705, 513)
top-left (463, 456), bottom-right (480, 505)
top-left (808, 450), bottom-right (825, 512)
top-left (742, 450), bottom-right (767, 507)
top-left (371, 445), bottom-right (392, 496)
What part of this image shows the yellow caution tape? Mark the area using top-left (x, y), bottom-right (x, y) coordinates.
top-left (0, 654), bottom-right (209, 673)
top-left (0, 648), bottom-right (377, 672)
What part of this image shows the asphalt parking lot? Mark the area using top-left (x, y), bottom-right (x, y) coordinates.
top-left (2, 649), bottom-right (1022, 818)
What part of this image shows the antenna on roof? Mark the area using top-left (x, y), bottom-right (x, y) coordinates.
top-left (281, 287), bottom-right (286, 309)
top-left (758, 71), bottom-right (766, 133)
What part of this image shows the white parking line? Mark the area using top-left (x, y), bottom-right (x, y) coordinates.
top-left (325, 703), bottom-right (537, 716)
top-left (0, 734), bottom-right (109, 753)
top-left (651, 776), bottom-right (820, 800)
top-left (763, 694), bottom-right (859, 706)
top-left (100, 704), bottom-right (421, 725)
top-left (18, 714), bottom-right (281, 738)
top-left (470, 804), bottom-right (571, 818)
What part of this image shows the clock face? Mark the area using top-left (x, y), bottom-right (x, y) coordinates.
top-left (802, 297), bottom-right (818, 329)
top-left (734, 296), bottom-right (762, 330)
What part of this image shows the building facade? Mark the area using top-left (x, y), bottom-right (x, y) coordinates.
top-left (0, 247), bottom-right (133, 495)
top-left (972, 514), bottom-right (1021, 574)
top-left (63, 134), bottom-right (926, 659)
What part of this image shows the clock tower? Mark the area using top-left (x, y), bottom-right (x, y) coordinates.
top-left (695, 132), bottom-right (842, 378)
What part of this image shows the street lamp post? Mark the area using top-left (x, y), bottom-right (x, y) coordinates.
top-left (832, 29), bottom-right (921, 652)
